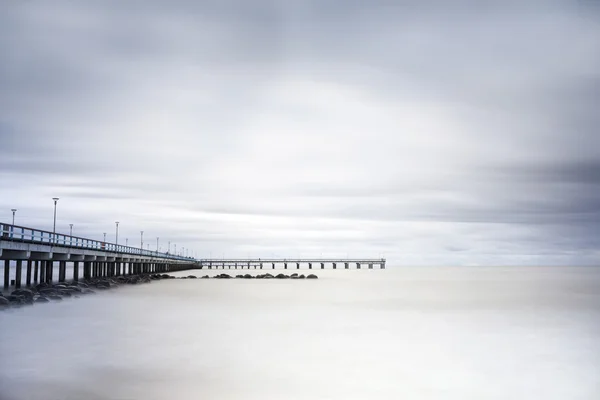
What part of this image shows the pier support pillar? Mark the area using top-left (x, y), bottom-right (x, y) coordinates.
top-left (58, 261), bottom-right (66, 282)
top-left (73, 261), bottom-right (79, 281)
top-left (308, 263), bottom-right (312, 269)
top-left (15, 260), bottom-right (22, 288)
top-left (321, 263), bottom-right (325, 269)
top-left (4, 260), bottom-right (9, 289)
top-left (296, 263), bottom-right (300, 269)
top-left (26, 260), bottom-right (32, 286)
top-left (345, 263), bottom-right (349, 269)
top-left (34, 261), bottom-right (39, 284)
top-left (332, 263), bottom-right (336, 269)
top-left (272, 263), bottom-right (275, 269)
top-left (40, 261), bottom-right (46, 283)
top-left (284, 263), bottom-right (287, 269)
top-left (47, 261), bottom-right (54, 283)
top-left (357, 263), bottom-right (361, 269)
top-left (369, 263), bottom-right (373, 269)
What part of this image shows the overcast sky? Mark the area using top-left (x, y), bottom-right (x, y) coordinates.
top-left (1, 0), bottom-right (599, 266)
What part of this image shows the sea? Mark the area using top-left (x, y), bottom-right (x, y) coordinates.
top-left (1, 266), bottom-right (599, 400)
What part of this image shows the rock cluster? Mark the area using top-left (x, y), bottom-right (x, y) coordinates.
top-left (0, 273), bottom-right (175, 310)
top-left (0, 272), bottom-right (318, 310)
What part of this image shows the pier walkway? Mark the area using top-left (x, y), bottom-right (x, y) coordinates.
top-left (0, 223), bottom-right (194, 290)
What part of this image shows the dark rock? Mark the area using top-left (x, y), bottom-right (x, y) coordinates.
top-left (0, 296), bottom-right (9, 306)
top-left (12, 289), bottom-right (35, 299)
top-left (215, 274), bottom-right (232, 279)
top-left (235, 275), bottom-right (245, 279)
top-left (201, 275), bottom-right (209, 279)
top-left (82, 289), bottom-right (96, 295)
top-left (187, 275), bottom-right (197, 279)
top-left (35, 297), bottom-right (50, 303)
top-left (306, 274), bottom-right (318, 279)
top-left (59, 290), bottom-right (72, 297)
top-left (299, 274), bottom-right (306, 279)
top-left (48, 295), bottom-right (63, 301)
top-left (290, 273), bottom-right (298, 278)
top-left (161, 274), bottom-right (171, 279)
top-left (275, 274), bottom-right (290, 279)
top-left (244, 274), bottom-right (254, 279)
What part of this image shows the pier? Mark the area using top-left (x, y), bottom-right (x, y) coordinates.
top-left (0, 223), bottom-right (194, 290)
top-left (196, 258), bottom-right (386, 270)
top-left (1, 222), bottom-right (386, 291)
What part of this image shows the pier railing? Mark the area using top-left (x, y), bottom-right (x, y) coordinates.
top-left (0, 223), bottom-right (191, 261)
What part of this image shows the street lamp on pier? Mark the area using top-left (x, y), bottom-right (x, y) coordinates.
top-left (156, 237), bottom-right (159, 252)
top-left (103, 232), bottom-right (106, 242)
top-left (11, 209), bottom-right (16, 225)
top-left (52, 198), bottom-right (59, 244)
top-left (140, 231), bottom-right (144, 249)
top-left (69, 224), bottom-right (73, 236)
top-left (115, 221), bottom-right (119, 245)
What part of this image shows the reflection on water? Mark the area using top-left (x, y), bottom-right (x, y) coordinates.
top-left (1, 267), bottom-right (599, 400)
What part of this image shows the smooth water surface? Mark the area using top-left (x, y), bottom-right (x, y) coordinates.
top-left (1, 266), bottom-right (599, 399)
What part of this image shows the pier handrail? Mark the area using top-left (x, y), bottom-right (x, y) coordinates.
top-left (0, 222), bottom-right (192, 261)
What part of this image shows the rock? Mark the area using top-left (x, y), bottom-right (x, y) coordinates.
top-left (275, 274), bottom-right (290, 279)
top-left (235, 275), bottom-right (245, 279)
top-left (161, 274), bottom-right (171, 279)
top-left (215, 274), bottom-right (232, 279)
top-left (299, 274), bottom-right (306, 279)
top-left (82, 289), bottom-right (96, 295)
top-left (0, 296), bottom-right (9, 306)
top-left (244, 274), bottom-right (254, 279)
top-left (201, 275), bottom-right (209, 279)
top-left (187, 275), bottom-right (197, 279)
top-left (306, 274), bottom-right (318, 279)
top-left (35, 296), bottom-right (50, 303)
top-left (290, 273), bottom-right (298, 278)
top-left (59, 290), bottom-right (72, 297)
top-left (48, 295), bottom-right (63, 301)
top-left (12, 289), bottom-right (35, 300)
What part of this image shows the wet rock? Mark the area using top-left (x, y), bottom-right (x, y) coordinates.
top-left (82, 289), bottom-right (96, 295)
top-left (0, 296), bottom-right (9, 306)
top-left (244, 274), bottom-right (254, 279)
top-left (306, 274), bottom-right (318, 279)
top-left (215, 274), bottom-right (232, 279)
top-left (201, 275), bottom-right (210, 279)
top-left (12, 288), bottom-right (35, 300)
top-left (48, 295), bottom-right (63, 301)
top-left (35, 296), bottom-right (50, 303)
top-left (187, 275), bottom-right (197, 279)
top-left (275, 274), bottom-right (290, 279)
top-left (235, 275), bottom-right (245, 279)
top-left (299, 274), bottom-right (306, 279)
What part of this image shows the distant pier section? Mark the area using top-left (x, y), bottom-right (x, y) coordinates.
top-left (197, 258), bottom-right (386, 270)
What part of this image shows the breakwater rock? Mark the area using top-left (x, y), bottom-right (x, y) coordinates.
top-left (0, 272), bottom-right (318, 311)
top-left (0, 273), bottom-right (176, 311)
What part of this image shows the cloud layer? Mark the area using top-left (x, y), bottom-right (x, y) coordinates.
top-left (1, 0), bottom-right (599, 265)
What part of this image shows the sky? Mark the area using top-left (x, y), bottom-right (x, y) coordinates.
top-left (1, 0), bottom-right (599, 266)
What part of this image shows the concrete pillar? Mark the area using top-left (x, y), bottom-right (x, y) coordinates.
top-left (272, 263), bottom-right (275, 269)
top-left (34, 261), bottom-right (39, 284)
top-left (284, 263), bottom-right (287, 269)
top-left (3, 259), bottom-right (9, 289)
top-left (47, 261), bottom-right (54, 283)
top-left (59, 261), bottom-right (66, 282)
top-left (73, 261), bottom-right (79, 281)
top-left (308, 263), bottom-right (312, 269)
top-left (40, 260), bottom-right (46, 284)
top-left (332, 263), bottom-right (336, 269)
top-left (321, 263), bottom-right (325, 269)
top-left (296, 263), bottom-right (300, 269)
top-left (381, 263), bottom-right (385, 269)
top-left (15, 260), bottom-right (22, 288)
top-left (369, 263), bottom-right (373, 269)
top-left (26, 260), bottom-right (32, 286)
top-left (356, 263), bottom-right (360, 269)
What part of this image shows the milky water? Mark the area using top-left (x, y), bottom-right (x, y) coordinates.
top-left (1, 267), bottom-right (599, 400)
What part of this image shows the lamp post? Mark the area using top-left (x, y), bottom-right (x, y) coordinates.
top-left (156, 237), bottom-right (159, 252)
top-left (115, 221), bottom-right (119, 245)
top-left (52, 197), bottom-right (59, 244)
top-left (69, 224), bottom-right (73, 236)
top-left (126, 238), bottom-right (128, 246)
top-left (11, 209), bottom-right (16, 225)
top-left (168, 241), bottom-right (171, 254)
top-left (140, 231), bottom-right (144, 249)
top-left (103, 232), bottom-right (106, 242)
